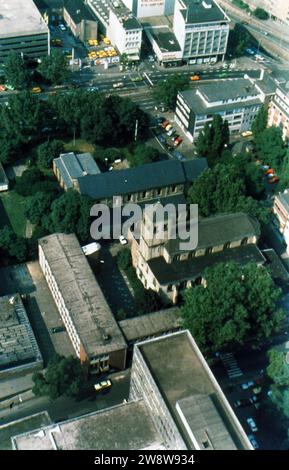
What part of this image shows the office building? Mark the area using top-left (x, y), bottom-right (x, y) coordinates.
top-left (123, 0), bottom-right (175, 17)
top-left (0, 0), bottom-right (50, 62)
top-left (172, 0), bottom-right (230, 64)
top-left (268, 84), bottom-right (289, 141)
top-left (12, 331), bottom-right (252, 450)
top-left (0, 294), bottom-right (43, 378)
top-left (64, 0), bottom-right (98, 42)
top-left (175, 77), bottom-right (266, 142)
top-left (38, 233), bottom-right (127, 373)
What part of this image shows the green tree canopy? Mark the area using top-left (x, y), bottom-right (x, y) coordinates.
top-left (253, 7), bottom-right (269, 20)
top-left (128, 145), bottom-right (159, 167)
top-left (38, 50), bottom-right (69, 84)
top-left (4, 52), bottom-right (30, 90)
top-left (32, 355), bottom-right (89, 400)
top-left (255, 126), bottom-right (286, 169)
top-left (15, 168), bottom-right (45, 197)
top-left (267, 348), bottom-right (289, 386)
top-left (0, 226), bottom-right (28, 262)
top-left (181, 262), bottom-right (285, 354)
top-left (252, 105), bottom-right (268, 138)
top-left (37, 140), bottom-right (64, 168)
top-left (196, 115), bottom-right (230, 166)
top-left (153, 74), bottom-right (190, 110)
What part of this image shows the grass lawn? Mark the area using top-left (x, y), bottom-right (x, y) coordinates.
top-left (0, 191), bottom-right (27, 237)
top-left (64, 139), bottom-right (96, 154)
top-left (0, 412), bottom-right (51, 450)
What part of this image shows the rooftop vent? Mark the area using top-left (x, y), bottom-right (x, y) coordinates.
top-left (202, 0), bottom-right (213, 8)
top-left (103, 333), bottom-right (111, 341)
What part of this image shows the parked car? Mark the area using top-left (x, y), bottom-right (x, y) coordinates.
top-left (253, 386), bottom-right (262, 395)
top-left (172, 150), bottom-right (186, 161)
top-left (248, 434), bottom-right (259, 449)
top-left (119, 235), bottom-right (128, 245)
top-left (167, 128), bottom-right (175, 136)
top-left (174, 137), bottom-right (183, 147)
top-left (161, 120), bottom-right (170, 129)
top-left (59, 23), bottom-right (66, 32)
top-left (165, 124), bottom-right (172, 132)
top-left (94, 380), bottom-right (112, 392)
top-left (158, 135), bottom-right (165, 144)
top-left (240, 381), bottom-right (255, 390)
top-left (268, 176), bottom-right (279, 184)
top-left (50, 326), bottom-right (66, 334)
top-left (247, 417), bottom-right (258, 433)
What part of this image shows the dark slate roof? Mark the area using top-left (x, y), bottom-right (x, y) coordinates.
top-left (77, 158), bottom-right (207, 199)
top-left (54, 152), bottom-right (100, 189)
top-left (181, 0), bottom-right (227, 24)
top-left (64, 0), bottom-right (96, 23)
top-left (148, 244), bottom-right (265, 285)
top-left (123, 17), bottom-right (142, 30)
top-left (165, 212), bottom-right (261, 255)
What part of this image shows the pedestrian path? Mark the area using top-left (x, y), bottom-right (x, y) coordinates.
top-left (220, 352), bottom-right (243, 379)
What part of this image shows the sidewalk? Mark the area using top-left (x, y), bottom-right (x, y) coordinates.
top-left (0, 374), bottom-right (34, 402)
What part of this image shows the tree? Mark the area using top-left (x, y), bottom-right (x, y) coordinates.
top-left (4, 52), bottom-right (30, 90)
top-left (117, 248), bottom-right (132, 270)
top-left (0, 226), bottom-right (28, 262)
top-left (252, 105), bottom-right (268, 138)
top-left (196, 115), bottom-right (230, 166)
top-left (120, 53), bottom-right (129, 67)
top-left (25, 191), bottom-right (56, 226)
top-left (267, 349), bottom-right (289, 386)
top-left (153, 74), bottom-right (189, 110)
top-left (181, 262), bottom-right (285, 354)
top-left (32, 355), bottom-right (89, 400)
top-left (135, 289), bottom-right (162, 315)
top-left (188, 163), bottom-right (269, 224)
top-left (227, 23), bottom-right (253, 58)
top-left (255, 126), bottom-right (286, 169)
top-left (15, 168), bottom-right (45, 197)
top-left (37, 140), bottom-right (64, 168)
top-left (253, 7), bottom-right (269, 20)
top-left (128, 145), bottom-right (159, 167)
top-left (38, 50), bottom-right (69, 84)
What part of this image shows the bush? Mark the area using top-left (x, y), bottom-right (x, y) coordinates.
top-left (117, 248), bottom-right (132, 270)
top-left (253, 7), bottom-right (269, 20)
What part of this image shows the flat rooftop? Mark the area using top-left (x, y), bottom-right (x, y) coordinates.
top-left (138, 331), bottom-right (251, 450)
top-left (88, 0), bottom-right (141, 29)
top-left (146, 27), bottom-right (181, 53)
top-left (119, 307), bottom-right (181, 342)
top-left (39, 233), bottom-right (126, 357)
top-left (276, 190), bottom-right (289, 213)
top-left (180, 80), bottom-right (263, 114)
top-left (180, 0), bottom-right (229, 25)
top-left (0, 294), bottom-right (42, 371)
top-left (0, 0), bottom-right (49, 39)
top-left (12, 400), bottom-right (163, 450)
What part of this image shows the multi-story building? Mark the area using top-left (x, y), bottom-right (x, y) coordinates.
top-left (0, 294), bottom-right (43, 378)
top-left (273, 189), bottom-right (289, 251)
top-left (175, 77), bottom-right (266, 142)
top-left (173, 0), bottom-right (230, 64)
top-left (131, 209), bottom-right (264, 303)
top-left (123, 0), bottom-right (175, 17)
top-left (11, 331), bottom-right (252, 450)
top-left (0, 0), bottom-right (50, 63)
top-left (86, 0), bottom-right (142, 59)
top-left (64, 0), bottom-right (98, 43)
top-left (268, 84), bottom-right (289, 141)
top-left (38, 233), bottom-right (127, 373)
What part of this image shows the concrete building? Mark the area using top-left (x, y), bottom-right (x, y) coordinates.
top-left (175, 77), bottom-right (267, 142)
top-left (123, 0), bottom-right (175, 17)
top-left (131, 210), bottom-right (264, 303)
top-left (0, 163), bottom-right (9, 192)
top-left (0, 294), bottom-right (43, 378)
top-left (38, 233), bottom-right (127, 373)
top-left (273, 190), bottom-right (289, 251)
top-left (53, 151), bottom-right (101, 191)
top-left (86, 0), bottom-right (142, 59)
top-left (143, 17), bottom-right (183, 66)
top-left (172, 0), bottom-right (230, 64)
top-left (268, 84), bottom-right (289, 141)
top-left (0, 0), bottom-right (50, 62)
top-left (64, 0), bottom-right (98, 42)
top-left (11, 331), bottom-right (252, 450)
top-left (76, 158), bottom-right (207, 206)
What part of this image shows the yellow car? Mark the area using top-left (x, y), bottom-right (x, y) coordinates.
top-left (31, 86), bottom-right (42, 94)
top-left (94, 380), bottom-right (112, 392)
top-left (103, 38), bottom-right (111, 45)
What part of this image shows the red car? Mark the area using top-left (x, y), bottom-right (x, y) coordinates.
top-left (268, 176), bottom-right (279, 184)
top-left (161, 120), bottom-right (170, 129)
top-left (0, 85), bottom-right (6, 91)
top-left (174, 137), bottom-right (183, 147)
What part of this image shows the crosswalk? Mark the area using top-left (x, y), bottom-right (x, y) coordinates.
top-left (220, 352), bottom-right (243, 379)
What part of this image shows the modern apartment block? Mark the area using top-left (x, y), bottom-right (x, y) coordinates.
top-left (268, 84), bottom-right (289, 141)
top-left (86, 0), bottom-right (142, 59)
top-left (38, 233), bottom-right (127, 373)
top-left (175, 77), bottom-right (265, 142)
top-left (0, 0), bottom-right (50, 63)
top-left (64, 0), bottom-right (98, 42)
top-left (131, 210), bottom-right (264, 303)
top-left (173, 0), bottom-right (230, 64)
top-left (11, 331), bottom-right (252, 450)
